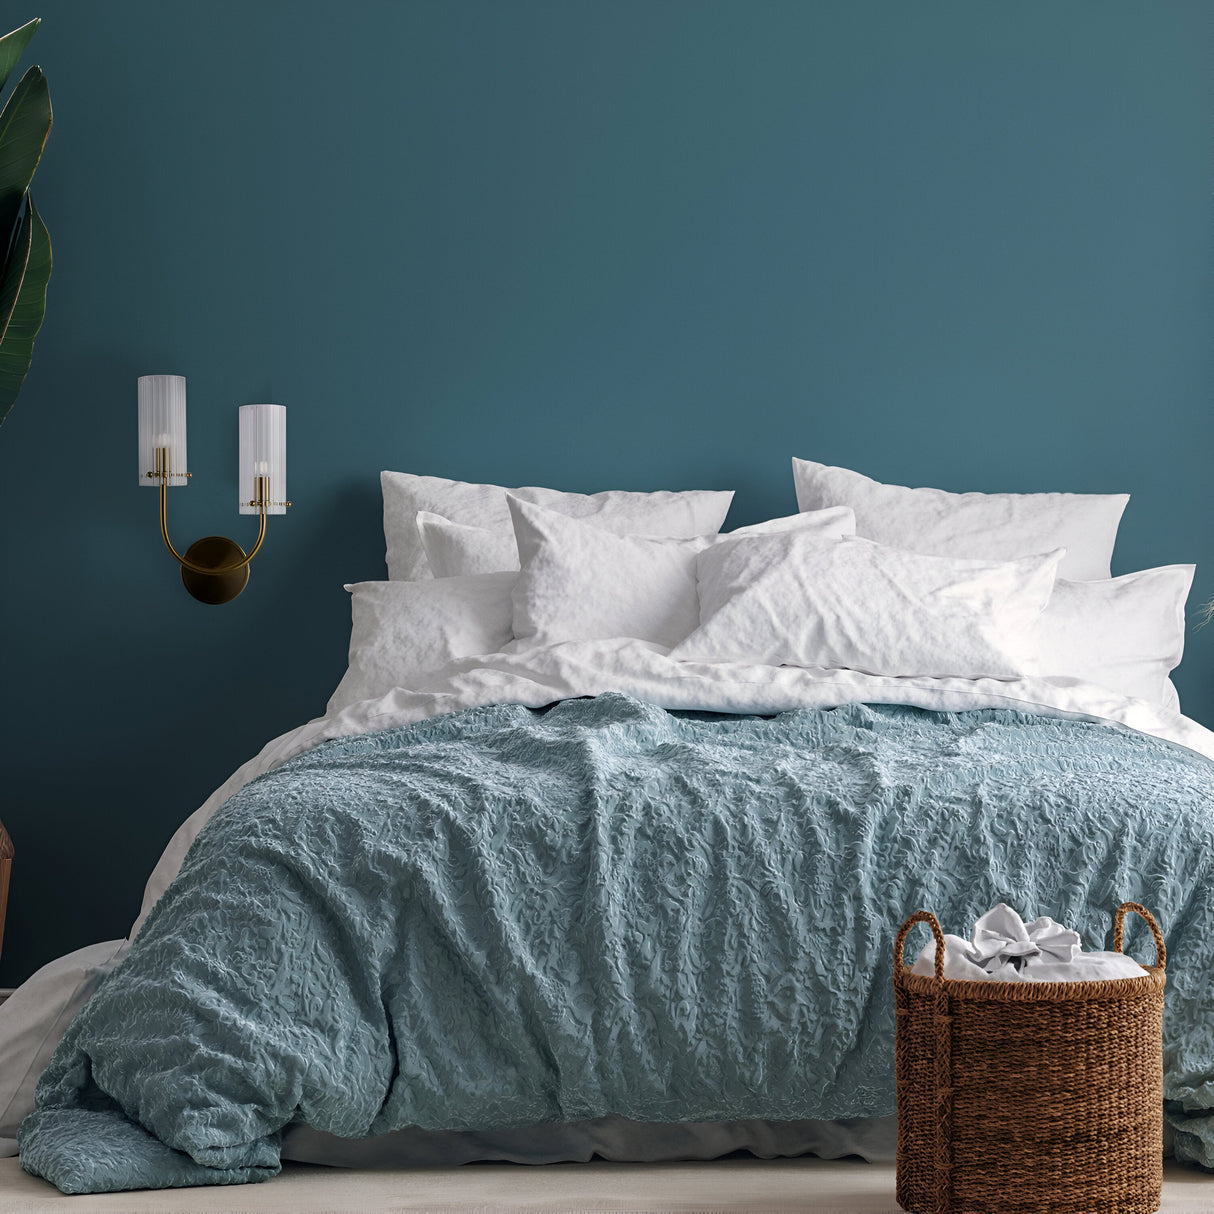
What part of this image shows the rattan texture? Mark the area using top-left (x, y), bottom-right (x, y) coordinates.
top-left (894, 902), bottom-right (1165, 1214)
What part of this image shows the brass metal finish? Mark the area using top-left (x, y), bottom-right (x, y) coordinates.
top-left (180, 536), bottom-right (252, 605)
top-left (158, 475), bottom-right (267, 574)
top-left (150, 449), bottom-right (288, 605)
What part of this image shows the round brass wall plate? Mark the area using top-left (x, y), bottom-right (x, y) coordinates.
top-left (180, 536), bottom-right (251, 605)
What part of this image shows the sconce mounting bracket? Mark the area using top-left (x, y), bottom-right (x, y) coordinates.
top-left (180, 536), bottom-right (251, 605)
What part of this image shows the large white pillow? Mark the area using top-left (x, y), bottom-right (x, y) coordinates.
top-left (383, 471), bottom-right (734, 581)
top-left (509, 498), bottom-right (857, 649)
top-left (670, 533), bottom-right (1062, 679)
top-left (791, 458), bottom-right (1127, 582)
top-left (1037, 565), bottom-right (1194, 706)
top-left (327, 575), bottom-right (515, 715)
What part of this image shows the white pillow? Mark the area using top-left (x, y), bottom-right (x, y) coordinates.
top-left (327, 575), bottom-right (515, 714)
top-left (416, 511), bottom-right (518, 577)
top-left (509, 498), bottom-right (857, 649)
top-left (383, 471), bottom-right (734, 581)
top-left (791, 458), bottom-right (1127, 582)
top-left (1037, 566), bottom-right (1194, 706)
top-left (670, 533), bottom-right (1063, 679)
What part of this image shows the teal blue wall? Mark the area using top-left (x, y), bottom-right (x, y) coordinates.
top-left (0, 1), bottom-right (1209, 985)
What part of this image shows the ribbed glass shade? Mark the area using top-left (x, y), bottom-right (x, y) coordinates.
top-left (239, 404), bottom-right (287, 515)
top-left (138, 375), bottom-right (189, 486)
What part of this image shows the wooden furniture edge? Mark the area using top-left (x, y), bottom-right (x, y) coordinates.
top-left (0, 818), bottom-right (11, 964)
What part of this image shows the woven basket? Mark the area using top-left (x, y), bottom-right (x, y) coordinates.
top-left (894, 902), bottom-right (1165, 1214)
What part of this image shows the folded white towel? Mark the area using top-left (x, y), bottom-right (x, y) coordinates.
top-left (912, 904), bottom-right (1148, 982)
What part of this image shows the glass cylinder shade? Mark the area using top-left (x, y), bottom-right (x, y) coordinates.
top-left (137, 375), bottom-right (189, 486)
top-left (239, 404), bottom-right (287, 515)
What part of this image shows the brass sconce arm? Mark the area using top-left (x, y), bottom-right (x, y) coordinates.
top-left (149, 447), bottom-right (286, 604)
top-left (158, 483), bottom-right (267, 573)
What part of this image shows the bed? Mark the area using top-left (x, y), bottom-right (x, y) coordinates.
top-left (3, 458), bottom-right (1213, 1196)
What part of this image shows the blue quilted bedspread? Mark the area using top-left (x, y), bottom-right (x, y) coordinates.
top-left (19, 695), bottom-right (1214, 1192)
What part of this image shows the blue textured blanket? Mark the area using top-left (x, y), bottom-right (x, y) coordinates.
top-left (19, 695), bottom-right (1214, 1192)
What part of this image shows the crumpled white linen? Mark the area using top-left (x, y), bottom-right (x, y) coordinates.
top-left (912, 903), bottom-right (1148, 982)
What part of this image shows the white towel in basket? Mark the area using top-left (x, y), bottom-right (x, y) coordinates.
top-left (911, 903), bottom-right (1148, 982)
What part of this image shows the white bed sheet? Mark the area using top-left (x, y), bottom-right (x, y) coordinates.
top-left (132, 639), bottom-right (1214, 938)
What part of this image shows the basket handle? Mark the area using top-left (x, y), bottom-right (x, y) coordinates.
top-left (1113, 902), bottom-right (1166, 971)
top-left (894, 910), bottom-right (947, 984)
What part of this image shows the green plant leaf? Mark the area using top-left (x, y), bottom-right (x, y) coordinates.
top-left (0, 192), bottom-right (51, 426)
top-left (0, 19), bottom-right (38, 97)
top-left (0, 64), bottom-right (50, 262)
top-left (0, 192), bottom-right (31, 344)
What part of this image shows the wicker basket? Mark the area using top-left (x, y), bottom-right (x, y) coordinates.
top-left (894, 902), bottom-right (1166, 1214)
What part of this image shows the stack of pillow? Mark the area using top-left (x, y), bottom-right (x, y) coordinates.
top-left (327, 462), bottom-right (1193, 717)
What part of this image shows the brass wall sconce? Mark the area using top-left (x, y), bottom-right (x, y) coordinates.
top-left (138, 375), bottom-right (291, 604)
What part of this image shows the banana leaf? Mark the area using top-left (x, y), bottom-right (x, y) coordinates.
top-left (0, 19), bottom-right (38, 96)
top-left (0, 63), bottom-right (50, 266)
top-left (0, 192), bottom-right (50, 425)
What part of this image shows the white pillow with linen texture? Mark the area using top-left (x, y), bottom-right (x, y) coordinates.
top-left (670, 533), bottom-right (1062, 679)
top-left (382, 470), bottom-right (734, 581)
top-left (791, 457), bottom-right (1127, 582)
top-left (416, 511), bottom-right (518, 578)
top-left (327, 574), bottom-right (514, 715)
top-left (417, 505), bottom-right (862, 583)
top-left (508, 498), bottom-right (857, 649)
top-left (1037, 565), bottom-right (1193, 707)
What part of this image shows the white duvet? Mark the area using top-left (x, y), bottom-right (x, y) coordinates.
top-left (3, 639), bottom-right (1212, 1157)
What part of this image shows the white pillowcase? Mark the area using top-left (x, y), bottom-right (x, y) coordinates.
top-left (1037, 565), bottom-right (1193, 706)
top-left (416, 511), bottom-right (518, 578)
top-left (327, 575), bottom-right (515, 715)
top-left (791, 458), bottom-right (1127, 582)
top-left (383, 470), bottom-right (734, 581)
top-left (509, 498), bottom-right (857, 648)
top-left (670, 533), bottom-right (1063, 679)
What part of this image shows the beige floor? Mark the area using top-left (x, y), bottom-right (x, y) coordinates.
top-left (0, 1157), bottom-right (1210, 1214)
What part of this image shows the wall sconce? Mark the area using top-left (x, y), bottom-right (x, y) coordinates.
top-left (138, 374), bottom-right (291, 604)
